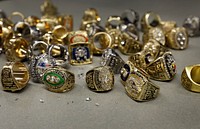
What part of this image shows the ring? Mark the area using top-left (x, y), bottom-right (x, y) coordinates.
top-left (101, 48), bottom-right (125, 74)
top-left (142, 27), bottom-right (166, 46)
top-left (67, 31), bottom-right (88, 44)
top-left (5, 37), bottom-right (30, 62)
top-left (57, 15), bottom-right (73, 32)
top-left (48, 44), bottom-right (69, 66)
top-left (42, 66), bottom-right (75, 93)
top-left (1, 62), bottom-right (30, 92)
top-left (84, 23), bottom-right (105, 37)
top-left (160, 21), bottom-right (177, 34)
top-left (105, 16), bottom-right (122, 31)
top-left (86, 66), bottom-right (114, 92)
top-left (181, 64), bottom-right (200, 92)
top-left (92, 32), bottom-right (112, 55)
top-left (107, 29), bottom-right (122, 49)
top-left (120, 61), bottom-right (160, 101)
top-left (29, 53), bottom-right (56, 83)
top-left (68, 42), bottom-right (92, 65)
top-left (52, 25), bottom-right (68, 44)
top-left (30, 40), bottom-right (49, 57)
top-left (183, 16), bottom-right (200, 37)
top-left (166, 27), bottom-right (188, 50)
top-left (119, 32), bottom-right (142, 55)
top-left (121, 9), bottom-right (139, 27)
top-left (141, 11), bottom-right (161, 32)
top-left (145, 51), bottom-right (176, 81)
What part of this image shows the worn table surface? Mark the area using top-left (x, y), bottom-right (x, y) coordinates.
top-left (0, 0), bottom-right (200, 129)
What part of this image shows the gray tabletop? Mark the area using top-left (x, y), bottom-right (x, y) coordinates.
top-left (0, 0), bottom-right (200, 129)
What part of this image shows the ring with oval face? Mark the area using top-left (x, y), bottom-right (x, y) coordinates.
top-left (166, 27), bottom-right (188, 50)
top-left (48, 44), bottom-right (69, 67)
top-left (119, 32), bottom-right (142, 55)
top-left (42, 66), bottom-right (75, 93)
top-left (29, 53), bottom-right (56, 83)
top-left (1, 62), bottom-right (30, 92)
top-left (101, 48), bottom-right (125, 74)
top-left (183, 16), bottom-right (200, 37)
top-left (86, 66), bottom-right (114, 92)
top-left (143, 27), bottom-right (166, 46)
top-left (68, 42), bottom-right (92, 65)
top-left (141, 11), bottom-right (161, 32)
top-left (120, 61), bottom-right (159, 102)
top-left (92, 32), bottom-right (112, 55)
top-left (145, 51), bottom-right (176, 81)
top-left (181, 64), bottom-right (200, 92)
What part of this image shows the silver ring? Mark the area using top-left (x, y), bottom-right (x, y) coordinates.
top-left (121, 9), bottom-right (139, 27)
top-left (101, 48), bottom-right (125, 74)
top-left (183, 16), bottom-right (200, 37)
top-left (31, 40), bottom-right (49, 57)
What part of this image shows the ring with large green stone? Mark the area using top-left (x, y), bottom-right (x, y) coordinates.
top-left (42, 66), bottom-right (75, 93)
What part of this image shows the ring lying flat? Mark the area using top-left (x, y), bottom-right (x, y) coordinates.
top-left (101, 48), bottom-right (125, 74)
top-left (120, 61), bottom-right (159, 102)
top-left (1, 62), bottom-right (30, 92)
top-left (42, 66), bottom-right (75, 93)
top-left (86, 66), bottom-right (114, 92)
top-left (181, 64), bottom-right (200, 92)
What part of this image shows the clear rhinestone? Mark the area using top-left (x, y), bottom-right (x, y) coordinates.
top-left (177, 32), bottom-right (186, 46)
top-left (86, 97), bottom-right (91, 101)
top-left (40, 99), bottom-right (44, 103)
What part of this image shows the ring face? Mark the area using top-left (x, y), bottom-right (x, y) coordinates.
top-left (42, 67), bottom-right (75, 92)
top-left (120, 61), bottom-right (160, 101)
top-left (101, 48), bottom-right (125, 74)
top-left (86, 66), bottom-right (114, 92)
top-left (175, 30), bottom-right (187, 49)
top-left (69, 42), bottom-right (92, 65)
top-left (147, 27), bottom-right (166, 46)
top-left (164, 53), bottom-right (176, 78)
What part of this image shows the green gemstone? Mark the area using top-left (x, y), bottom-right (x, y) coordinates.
top-left (43, 72), bottom-right (65, 87)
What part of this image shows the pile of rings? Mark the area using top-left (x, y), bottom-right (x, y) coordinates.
top-left (0, 0), bottom-right (199, 102)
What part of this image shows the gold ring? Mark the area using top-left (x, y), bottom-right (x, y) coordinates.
top-left (105, 16), bottom-right (122, 31)
top-left (86, 66), bottom-right (114, 92)
top-left (166, 27), bottom-right (189, 50)
top-left (120, 61), bottom-right (160, 101)
top-left (142, 27), bottom-right (166, 46)
top-left (67, 31), bottom-right (88, 44)
top-left (68, 42), bottom-right (92, 65)
top-left (1, 62), bottom-right (30, 92)
top-left (119, 31), bottom-right (142, 55)
top-left (160, 21), bottom-right (177, 34)
top-left (92, 32), bottom-right (112, 55)
top-left (145, 51), bottom-right (176, 81)
top-left (181, 64), bottom-right (200, 92)
top-left (42, 66), bottom-right (75, 93)
top-left (141, 11), bottom-right (161, 32)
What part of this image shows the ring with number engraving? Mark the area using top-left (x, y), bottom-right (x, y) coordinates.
top-left (1, 62), bottom-right (30, 92)
top-left (42, 66), bottom-right (75, 93)
top-left (68, 42), bottom-right (92, 65)
top-left (181, 64), bottom-right (200, 92)
top-left (86, 66), bottom-right (114, 92)
top-left (120, 61), bottom-right (160, 102)
top-left (101, 48), bottom-right (125, 74)
top-left (166, 27), bottom-right (188, 50)
top-left (145, 51), bottom-right (176, 81)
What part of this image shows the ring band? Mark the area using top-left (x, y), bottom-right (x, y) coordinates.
top-left (42, 66), bottom-right (75, 93)
top-left (181, 64), bottom-right (200, 92)
top-left (86, 66), bottom-right (114, 92)
top-left (1, 62), bottom-right (30, 92)
top-left (120, 61), bottom-right (159, 101)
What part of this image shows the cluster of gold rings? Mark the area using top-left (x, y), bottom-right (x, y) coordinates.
top-left (0, 0), bottom-right (197, 101)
